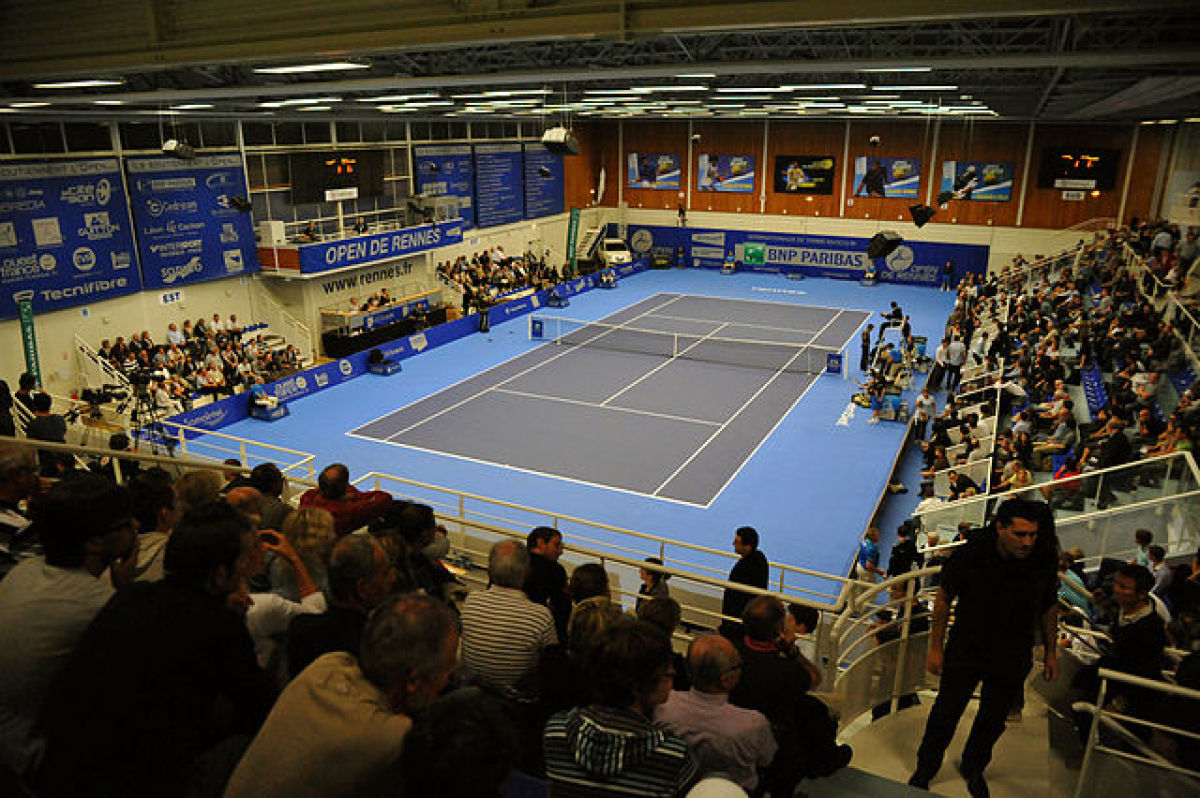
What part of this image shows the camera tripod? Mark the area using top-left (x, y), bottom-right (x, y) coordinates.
top-left (130, 389), bottom-right (177, 458)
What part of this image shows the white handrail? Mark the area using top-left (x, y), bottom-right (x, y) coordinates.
top-left (152, 419), bottom-right (316, 481)
top-left (73, 334), bottom-right (133, 391)
top-left (249, 282), bottom-right (313, 363)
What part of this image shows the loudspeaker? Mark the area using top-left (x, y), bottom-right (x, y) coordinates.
top-left (909, 204), bottom-right (936, 228)
top-left (541, 127), bottom-right (580, 156)
top-left (229, 195), bottom-right (253, 213)
top-left (367, 348), bottom-right (384, 365)
top-left (867, 231), bottom-right (903, 260)
top-left (936, 190), bottom-right (955, 205)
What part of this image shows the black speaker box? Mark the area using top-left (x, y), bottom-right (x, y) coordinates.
top-left (867, 231), bottom-right (903, 260)
top-left (909, 204), bottom-right (936, 228)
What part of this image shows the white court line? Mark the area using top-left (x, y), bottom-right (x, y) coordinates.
top-left (492, 387), bottom-right (721, 427)
top-left (599, 321), bottom-right (730, 406)
top-left (344, 429), bottom-right (713, 510)
top-left (648, 312), bottom-right (823, 338)
top-left (382, 295), bottom-right (685, 441)
top-left (651, 291), bottom-right (874, 319)
top-left (652, 308), bottom-right (846, 498)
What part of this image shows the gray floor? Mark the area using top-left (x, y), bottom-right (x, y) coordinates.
top-left (350, 293), bottom-right (870, 506)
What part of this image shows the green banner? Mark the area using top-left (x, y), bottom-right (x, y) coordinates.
top-left (16, 291), bottom-right (42, 388)
top-left (566, 207), bottom-right (581, 276)
top-left (743, 242), bottom-right (766, 266)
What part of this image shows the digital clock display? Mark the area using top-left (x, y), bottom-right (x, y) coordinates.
top-left (1038, 147), bottom-right (1120, 191)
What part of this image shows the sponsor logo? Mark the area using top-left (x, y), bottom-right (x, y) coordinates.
top-left (146, 198), bottom-right (199, 217)
top-left (78, 211), bottom-right (119, 241)
top-left (39, 253), bottom-right (57, 272)
top-left (31, 217), bottom-right (63, 247)
top-left (148, 239), bottom-right (203, 257)
top-left (409, 333), bottom-right (428, 352)
top-left (205, 172), bottom-right (233, 190)
top-left (185, 407), bottom-right (228, 428)
top-left (73, 246), bottom-right (97, 271)
top-left (630, 229), bottom-right (654, 253)
top-left (338, 360), bottom-right (353, 376)
top-left (219, 223), bottom-right (239, 244)
top-left (0, 221), bottom-right (16, 248)
top-left (111, 251), bottom-right (132, 270)
top-left (692, 231), bottom-right (726, 247)
top-left (886, 246), bottom-right (914, 272)
top-left (165, 220), bottom-right (205, 235)
top-left (161, 256), bottom-right (203, 284)
top-left (39, 275), bottom-right (129, 301)
top-left (295, 376), bottom-right (308, 390)
top-left (315, 373), bottom-right (329, 387)
top-left (836, 403), bottom-right (856, 427)
top-left (223, 249), bottom-right (244, 272)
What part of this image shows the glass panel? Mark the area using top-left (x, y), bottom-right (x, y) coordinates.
top-left (11, 123), bottom-right (64, 154)
top-left (64, 122), bottom-right (112, 152)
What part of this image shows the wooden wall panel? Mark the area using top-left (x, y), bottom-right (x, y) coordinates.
top-left (842, 121), bottom-right (937, 224)
top-left (764, 121), bottom-right (844, 219)
top-left (622, 121), bottom-right (692, 211)
top-left (688, 121), bottom-right (765, 215)
top-left (929, 121), bottom-right (1027, 228)
top-left (562, 122), bottom-right (616, 209)
top-left (1123, 125), bottom-right (1170, 224)
top-left (1020, 124), bottom-right (1133, 229)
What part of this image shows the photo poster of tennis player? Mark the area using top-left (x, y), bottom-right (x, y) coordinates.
top-left (626, 152), bottom-right (681, 190)
top-left (774, 155), bottom-right (836, 194)
top-left (853, 156), bottom-right (921, 198)
top-left (939, 160), bottom-right (1014, 202)
top-left (696, 154), bottom-right (756, 192)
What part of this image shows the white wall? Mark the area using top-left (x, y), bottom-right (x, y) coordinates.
top-left (617, 207), bottom-right (1088, 275)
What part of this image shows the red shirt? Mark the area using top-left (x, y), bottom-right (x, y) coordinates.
top-left (298, 486), bottom-right (392, 536)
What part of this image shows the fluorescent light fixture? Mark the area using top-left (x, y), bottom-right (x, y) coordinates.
top-left (10, 102), bottom-right (50, 108)
top-left (710, 103), bottom-right (747, 109)
top-left (253, 62), bottom-right (369, 74)
top-left (799, 102), bottom-right (845, 108)
top-left (378, 106), bottom-right (419, 113)
top-left (585, 88), bottom-right (650, 95)
top-left (718, 95), bottom-right (778, 101)
top-left (872, 85), bottom-right (958, 91)
top-left (1185, 117), bottom-right (1200, 123)
top-left (93, 100), bottom-right (124, 105)
top-left (1157, 119), bottom-right (1179, 125)
top-left (260, 97), bottom-right (343, 108)
top-left (171, 104), bottom-right (213, 110)
top-left (296, 106), bottom-right (332, 112)
top-left (780, 83), bottom-right (865, 90)
top-left (715, 87), bottom-right (781, 93)
top-left (629, 85), bottom-right (708, 92)
top-left (676, 72), bottom-right (716, 78)
top-left (0, 109), bottom-right (16, 114)
top-left (357, 93), bottom-right (439, 103)
top-left (1139, 120), bottom-right (1157, 125)
top-left (33, 79), bottom-right (124, 89)
top-left (858, 66), bottom-right (932, 73)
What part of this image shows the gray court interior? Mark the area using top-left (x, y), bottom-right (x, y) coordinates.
top-left (351, 293), bottom-right (870, 506)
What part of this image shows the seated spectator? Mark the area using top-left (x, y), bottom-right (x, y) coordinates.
top-left (729, 596), bottom-right (852, 797)
top-left (638, 596), bottom-right (691, 692)
top-left (37, 502), bottom-right (278, 798)
top-left (287, 533), bottom-right (395, 679)
top-left (0, 475), bottom-right (138, 784)
top-left (127, 469), bottom-right (177, 583)
top-left (460, 539), bottom-right (557, 702)
top-left (637, 556), bottom-right (672, 611)
top-left (25, 392), bottom-right (69, 477)
top-left (226, 593), bottom-right (459, 798)
top-left (946, 469), bottom-right (979, 501)
top-left (299, 463), bottom-right (393, 536)
top-left (656, 634), bottom-right (777, 793)
top-left (173, 468), bottom-right (223, 516)
top-left (524, 526), bottom-right (571, 641)
top-left (368, 502), bottom-right (455, 601)
top-left (269, 506), bottom-right (334, 600)
top-left (248, 462), bottom-right (290, 531)
top-left (1147, 545), bottom-right (1172, 599)
top-left (568, 561), bottom-right (612, 605)
top-left (0, 445), bottom-right (39, 575)
top-left (543, 617), bottom-right (699, 796)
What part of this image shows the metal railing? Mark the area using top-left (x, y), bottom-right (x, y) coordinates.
top-left (73, 334), bottom-right (134, 393)
top-left (248, 281), bottom-right (314, 363)
top-left (150, 420), bottom-right (317, 481)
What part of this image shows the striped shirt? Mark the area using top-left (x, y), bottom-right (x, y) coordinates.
top-left (459, 585), bottom-right (557, 701)
top-left (543, 705), bottom-right (698, 798)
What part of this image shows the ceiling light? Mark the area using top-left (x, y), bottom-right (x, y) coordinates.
top-left (357, 93), bottom-right (439, 103)
top-left (585, 88), bottom-right (651, 95)
top-left (780, 83), bottom-right (866, 90)
top-left (629, 85), bottom-right (708, 92)
top-left (858, 67), bottom-right (932, 73)
top-left (676, 72), bottom-right (716, 79)
top-left (10, 102), bottom-right (50, 108)
top-left (33, 79), bottom-right (124, 89)
top-left (715, 87), bottom-right (781, 93)
top-left (93, 99), bottom-right (124, 105)
top-left (1157, 119), bottom-right (1179, 125)
top-left (253, 62), bottom-right (369, 74)
top-left (799, 102), bottom-right (845, 108)
top-left (872, 85), bottom-right (958, 91)
top-left (171, 104), bottom-right (213, 110)
top-left (260, 97), bottom-right (343, 108)
top-left (296, 106), bottom-right (332, 112)
top-left (1185, 117), bottom-right (1200, 123)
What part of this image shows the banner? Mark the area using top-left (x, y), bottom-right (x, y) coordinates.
top-left (473, 143), bottom-right (524, 228)
top-left (17, 293), bottom-right (41, 386)
top-left (414, 145), bottom-right (475, 229)
top-left (566, 207), bottom-right (581, 275)
top-left (697, 154), bottom-right (756, 193)
top-left (616, 224), bottom-right (987, 287)
top-left (126, 155), bottom-right (260, 289)
top-left (939, 160), bottom-right (1014, 202)
top-left (523, 144), bottom-right (565, 219)
top-left (626, 153), bottom-right (681, 190)
top-left (773, 155), bottom-right (836, 195)
top-left (852, 156), bottom-right (922, 198)
top-left (0, 158), bottom-right (141, 320)
top-left (296, 220), bottom-right (463, 274)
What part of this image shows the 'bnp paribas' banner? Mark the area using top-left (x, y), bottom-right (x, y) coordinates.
top-left (0, 158), bottom-right (141, 320)
top-left (126, 155), bottom-right (261, 289)
top-left (620, 224), bottom-right (988, 287)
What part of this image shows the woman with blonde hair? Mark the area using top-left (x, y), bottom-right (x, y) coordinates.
top-left (270, 507), bottom-right (335, 600)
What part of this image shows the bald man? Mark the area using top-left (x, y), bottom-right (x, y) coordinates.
top-left (655, 634), bottom-right (777, 792)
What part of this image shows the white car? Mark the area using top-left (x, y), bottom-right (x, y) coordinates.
top-left (599, 238), bottom-right (633, 267)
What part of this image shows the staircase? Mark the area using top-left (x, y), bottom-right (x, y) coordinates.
top-left (577, 225), bottom-right (603, 263)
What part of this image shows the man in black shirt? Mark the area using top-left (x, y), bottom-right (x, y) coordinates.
top-left (909, 498), bottom-right (1059, 798)
top-left (720, 526), bottom-right (769, 640)
top-left (524, 526), bottom-right (570, 642)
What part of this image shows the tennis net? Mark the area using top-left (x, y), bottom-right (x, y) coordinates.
top-left (528, 315), bottom-right (840, 376)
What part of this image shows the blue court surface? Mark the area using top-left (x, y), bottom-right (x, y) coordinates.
top-left (217, 269), bottom-right (955, 585)
top-left (349, 294), bottom-right (869, 507)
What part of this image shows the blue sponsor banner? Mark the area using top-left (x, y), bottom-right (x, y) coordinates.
top-left (697, 154), bottom-right (756, 193)
top-left (626, 152), bottom-right (681, 190)
top-left (126, 155), bottom-right (260, 289)
top-left (414, 145), bottom-right (474, 229)
top-left (523, 143), bottom-right (565, 219)
top-left (852, 156), bottom-right (922, 198)
top-left (360, 299), bottom-right (431, 332)
top-left (617, 225), bottom-right (986, 288)
top-left (0, 158), bottom-right (141, 320)
top-left (166, 262), bottom-right (650, 433)
top-left (296, 220), bottom-right (463, 274)
top-left (939, 160), bottom-right (1014, 202)
top-left (474, 143), bottom-right (525, 228)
